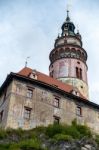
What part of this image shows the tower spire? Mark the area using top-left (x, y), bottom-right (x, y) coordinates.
top-left (66, 10), bottom-right (70, 22)
top-left (66, 3), bottom-right (71, 22)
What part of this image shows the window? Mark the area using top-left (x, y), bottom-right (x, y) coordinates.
top-left (77, 61), bottom-right (80, 64)
top-left (53, 116), bottom-right (60, 124)
top-left (76, 67), bottom-right (83, 79)
top-left (76, 67), bottom-right (79, 78)
top-left (76, 106), bottom-right (82, 116)
top-left (27, 89), bottom-right (33, 98)
top-left (72, 90), bottom-right (79, 96)
top-left (0, 110), bottom-right (4, 122)
top-left (54, 97), bottom-right (60, 108)
top-left (80, 68), bottom-right (82, 79)
top-left (24, 107), bottom-right (31, 120)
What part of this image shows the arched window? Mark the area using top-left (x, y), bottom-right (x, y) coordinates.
top-left (76, 67), bottom-right (79, 78)
top-left (76, 50), bottom-right (81, 59)
top-left (71, 48), bottom-right (76, 58)
top-left (65, 48), bottom-right (70, 57)
top-left (75, 67), bottom-right (83, 79)
top-left (60, 48), bottom-right (65, 58)
top-left (80, 68), bottom-right (82, 79)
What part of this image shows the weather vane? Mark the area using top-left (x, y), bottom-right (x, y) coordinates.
top-left (25, 56), bottom-right (30, 67)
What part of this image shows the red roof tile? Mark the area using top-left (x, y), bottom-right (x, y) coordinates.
top-left (18, 67), bottom-right (86, 99)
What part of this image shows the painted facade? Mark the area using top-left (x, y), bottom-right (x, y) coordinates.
top-left (0, 72), bottom-right (99, 133)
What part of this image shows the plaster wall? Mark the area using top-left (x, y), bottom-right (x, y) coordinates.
top-left (0, 79), bottom-right (99, 133)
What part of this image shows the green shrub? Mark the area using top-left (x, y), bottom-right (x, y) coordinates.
top-left (95, 135), bottom-right (99, 145)
top-left (31, 126), bottom-right (46, 136)
top-left (75, 124), bottom-right (92, 138)
top-left (53, 134), bottom-right (72, 142)
top-left (20, 138), bottom-right (43, 150)
top-left (72, 118), bottom-right (77, 126)
top-left (63, 125), bottom-right (81, 139)
top-left (6, 128), bottom-right (24, 137)
top-left (45, 124), bottom-right (64, 138)
top-left (0, 128), bottom-right (7, 139)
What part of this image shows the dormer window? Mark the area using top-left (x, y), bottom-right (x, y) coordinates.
top-left (71, 90), bottom-right (79, 97)
top-left (29, 72), bottom-right (37, 80)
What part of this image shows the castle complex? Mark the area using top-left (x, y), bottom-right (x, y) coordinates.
top-left (0, 10), bottom-right (99, 133)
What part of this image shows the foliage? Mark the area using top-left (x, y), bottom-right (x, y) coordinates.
top-left (75, 124), bottom-right (92, 138)
top-left (95, 135), bottom-right (99, 145)
top-left (45, 124), bottom-right (64, 138)
top-left (53, 134), bottom-right (72, 142)
top-left (0, 128), bottom-right (7, 139)
top-left (19, 138), bottom-right (43, 150)
top-left (0, 122), bottom-right (94, 150)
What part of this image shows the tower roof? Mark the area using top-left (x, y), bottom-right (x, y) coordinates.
top-left (66, 10), bottom-right (70, 22)
top-left (61, 10), bottom-right (75, 36)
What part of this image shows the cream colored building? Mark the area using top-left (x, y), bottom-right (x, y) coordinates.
top-left (0, 67), bottom-right (99, 133)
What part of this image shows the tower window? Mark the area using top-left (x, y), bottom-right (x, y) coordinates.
top-left (77, 61), bottom-right (80, 64)
top-left (80, 68), bottom-right (82, 79)
top-left (76, 67), bottom-right (83, 79)
top-left (76, 67), bottom-right (79, 78)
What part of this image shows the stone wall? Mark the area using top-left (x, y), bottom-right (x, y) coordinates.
top-left (0, 78), bottom-right (99, 133)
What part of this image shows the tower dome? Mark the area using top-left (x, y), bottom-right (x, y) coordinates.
top-left (49, 10), bottom-right (89, 99)
top-left (61, 10), bottom-right (75, 36)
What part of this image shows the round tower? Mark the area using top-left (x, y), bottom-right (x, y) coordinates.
top-left (49, 11), bottom-right (89, 99)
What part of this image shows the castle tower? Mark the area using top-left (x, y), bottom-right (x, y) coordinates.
top-left (49, 10), bottom-right (89, 99)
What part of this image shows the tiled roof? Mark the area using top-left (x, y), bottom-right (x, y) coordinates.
top-left (18, 67), bottom-right (85, 99)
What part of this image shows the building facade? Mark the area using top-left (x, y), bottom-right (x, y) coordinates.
top-left (0, 11), bottom-right (99, 133)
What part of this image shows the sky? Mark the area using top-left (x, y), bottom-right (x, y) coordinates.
top-left (0, 0), bottom-right (99, 104)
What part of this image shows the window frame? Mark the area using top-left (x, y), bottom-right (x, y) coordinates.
top-left (24, 107), bottom-right (32, 120)
top-left (53, 97), bottom-right (60, 108)
top-left (53, 116), bottom-right (60, 124)
top-left (76, 106), bottom-right (82, 116)
top-left (27, 88), bottom-right (33, 99)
